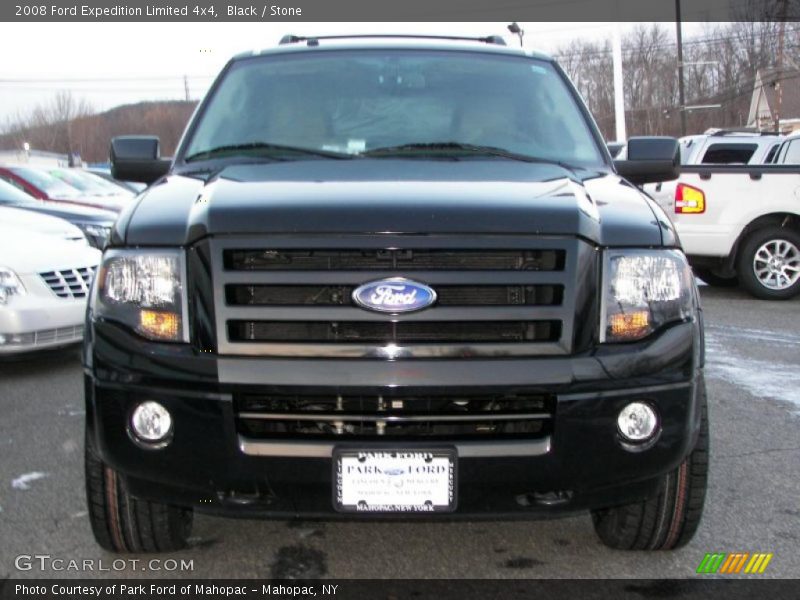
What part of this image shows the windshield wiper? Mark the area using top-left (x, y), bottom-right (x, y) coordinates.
top-left (184, 142), bottom-right (354, 163)
top-left (361, 142), bottom-right (577, 167)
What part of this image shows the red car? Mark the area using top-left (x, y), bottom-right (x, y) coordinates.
top-left (0, 166), bottom-right (128, 213)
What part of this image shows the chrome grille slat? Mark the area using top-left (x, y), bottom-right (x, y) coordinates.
top-left (39, 266), bottom-right (96, 299)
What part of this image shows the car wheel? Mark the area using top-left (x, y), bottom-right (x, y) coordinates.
top-left (85, 432), bottom-right (193, 553)
top-left (692, 267), bottom-right (738, 288)
top-left (591, 384), bottom-right (708, 551)
top-left (737, 227), bottom-right (800, 300)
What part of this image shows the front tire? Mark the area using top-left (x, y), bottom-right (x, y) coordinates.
top-left (85, 432), bottom-right (193, 553)
top-left (591, 385), bottom-right (709, 551)
top-left (736, 227), bottom-right (800, 300)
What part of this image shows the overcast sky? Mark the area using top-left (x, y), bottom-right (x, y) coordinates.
top-left (0, 22), bottom-right (702, 126)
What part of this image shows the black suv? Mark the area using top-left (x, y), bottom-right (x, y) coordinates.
top-left (84, 35), bottom-right (707, 553)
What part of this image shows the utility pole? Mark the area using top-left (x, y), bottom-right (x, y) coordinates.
top-left (775, 0), bottom-right (788, 132)
top-left (675, 0), bottom-right (687, 136)
top-left (184, 75), bottom-right (190, 101)
top-left (612, 23), bottom-right (627, 142)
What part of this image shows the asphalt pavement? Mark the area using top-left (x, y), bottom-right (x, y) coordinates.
top-left (1, 285), bottom-right (798, 579)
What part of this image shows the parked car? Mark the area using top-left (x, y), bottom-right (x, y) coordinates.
top-left (680, 130), bottom-right (783, 165)
top-left (85, 34), bottom-right (707, 554)
top-left (769, 129), bottom-right (800, 164)
top-left (0, 205), bottom-right (88, 245)
top-left (646, 161), bottom-right (800, 299)
top-left (0, 179), bottom-right (115, 248)
top-left (49, 168), bottom-right (134, 199)
top-left (0, 225), bottom-right (100, 355)
top-left (86, 167), bottom-right (147, 194)
top-left (0, 166), bottom-right (128, 213)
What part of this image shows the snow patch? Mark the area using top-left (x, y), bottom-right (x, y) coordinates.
top-left (11, 472), bottom-right (49, 490)
top-left (706, 333), bottom-right (800, 413)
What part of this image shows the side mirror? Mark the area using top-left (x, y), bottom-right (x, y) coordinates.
top-left (110, 136), bottom-right (171, 184)
top-left (614, 137), bottom-right (680, 185)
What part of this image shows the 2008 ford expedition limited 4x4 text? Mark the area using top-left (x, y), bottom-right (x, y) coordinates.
top-left (84, 34), bottom-right (708, 553)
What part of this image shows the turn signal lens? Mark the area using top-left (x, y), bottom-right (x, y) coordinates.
top-left (675, 183), bottom-right (705, 214)
top-left (139, 310), bottom-right (181, 341)
top-left (609, 311), bottom-right (651, 341)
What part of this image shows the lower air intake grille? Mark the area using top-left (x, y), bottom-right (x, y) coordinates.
top-left (235, 392), bottom-right (555, 440)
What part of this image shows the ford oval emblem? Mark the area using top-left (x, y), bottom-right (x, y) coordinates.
top-left (352, 277), bottom-right (437, 313)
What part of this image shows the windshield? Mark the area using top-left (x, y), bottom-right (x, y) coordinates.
top-left (10, 167), bottom-right (81, 197)
top-left (0, 178), bottom-right (37, 204)
top-left (183, 50), bottom-right (605, 167)
top-left (49, 169), bottom-right (124, 196)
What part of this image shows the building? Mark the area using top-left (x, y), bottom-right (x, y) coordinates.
top-left (747, 67), bottom-right (800, 133)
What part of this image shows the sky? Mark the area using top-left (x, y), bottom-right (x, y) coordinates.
top-left (0, 21), bottom-right (703, 127)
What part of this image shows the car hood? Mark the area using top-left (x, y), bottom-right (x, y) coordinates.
top-left (121, 160), bottom-right (668, 247)
top-left (0, 226), bottom-right (100, 274)
top-left (0, 206), bottom-right (86, 242)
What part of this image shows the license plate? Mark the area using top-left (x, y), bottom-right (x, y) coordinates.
top-left (333, 448), bottom-right (457, 513)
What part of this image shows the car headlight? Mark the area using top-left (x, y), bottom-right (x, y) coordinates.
top-left (0, 267), bottom-right (26, 305)
top-left (94, 249), bottom-right (188, 342)
top-left (75, 223), bottom-right (111, 248)
top-left (601, 249), bottom-right (694, 343)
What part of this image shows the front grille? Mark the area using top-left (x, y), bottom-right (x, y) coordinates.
top-left (236, 392), bottom-right (554, 440)
top-left (40, 266), bottom-right (96, 299)
top-left (211, 236), bottom-right (579, 358)
top-left (229, 320), bottom-right (560, 343)
top-left (225, 249), bottom-right (564, 271)
top-left (226, 284), bottom-right (563, 306)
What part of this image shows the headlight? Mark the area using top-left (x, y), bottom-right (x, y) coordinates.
top-left (95, 249), bottom-right (188, 342)
top-left (75, 223), bottom-right (111, 248)
top-left (601, 249), bottom-right (694, 343)
top-left (0, 267), bottom-right (26, 305)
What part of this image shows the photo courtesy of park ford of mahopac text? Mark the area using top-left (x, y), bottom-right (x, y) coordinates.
top-left (0, 0), bottom-right (799, 598)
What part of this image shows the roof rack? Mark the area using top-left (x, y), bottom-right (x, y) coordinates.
top-left (706, 127), bottom-right (781, 137)
top-left (278, 34), bottom-right (507, 47)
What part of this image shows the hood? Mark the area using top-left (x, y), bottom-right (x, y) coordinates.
top-left (0, 226), bottom-right (100, 274)
top-left (123, 160), bottom-right (664, 247)
top-left (0, 206), bottom-right (86, 243)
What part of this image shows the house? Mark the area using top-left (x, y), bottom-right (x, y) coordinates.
top-left (747, 67), bottom-right (800, 133)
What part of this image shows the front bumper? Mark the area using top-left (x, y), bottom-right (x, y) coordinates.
top-left (85, 318), bottom-right (704, 519)
top-left (0, 277), bottom-right (87, 354)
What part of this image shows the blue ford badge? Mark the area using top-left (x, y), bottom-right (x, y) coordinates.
top-left (352, 278), bottom-right (437, 313)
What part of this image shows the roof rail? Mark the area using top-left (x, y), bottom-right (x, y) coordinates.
top-left (706, 127), bottom-right (781, 137)
top-left (278, 34), bottom-right (507, 47)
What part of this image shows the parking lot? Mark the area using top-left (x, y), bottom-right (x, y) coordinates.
top-left (1, 285), bottom-right (798, 579)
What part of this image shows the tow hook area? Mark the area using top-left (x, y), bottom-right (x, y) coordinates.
top-left (516, 490), bottom-right (574, 507)
top-left (216, 485), bottom-right (275, 507)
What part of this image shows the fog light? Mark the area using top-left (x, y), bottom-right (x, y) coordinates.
top-left (617, 402), bottom-right (659, 443)
top-left (130, 401), bottom-right (172, 443)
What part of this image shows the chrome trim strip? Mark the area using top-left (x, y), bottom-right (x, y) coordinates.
top-left (238, 436), bottom-right (552, 458)
top-left (219, 341), bottom-right (568, 358)
top-left (237, 412), bottom-right (552, 422)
